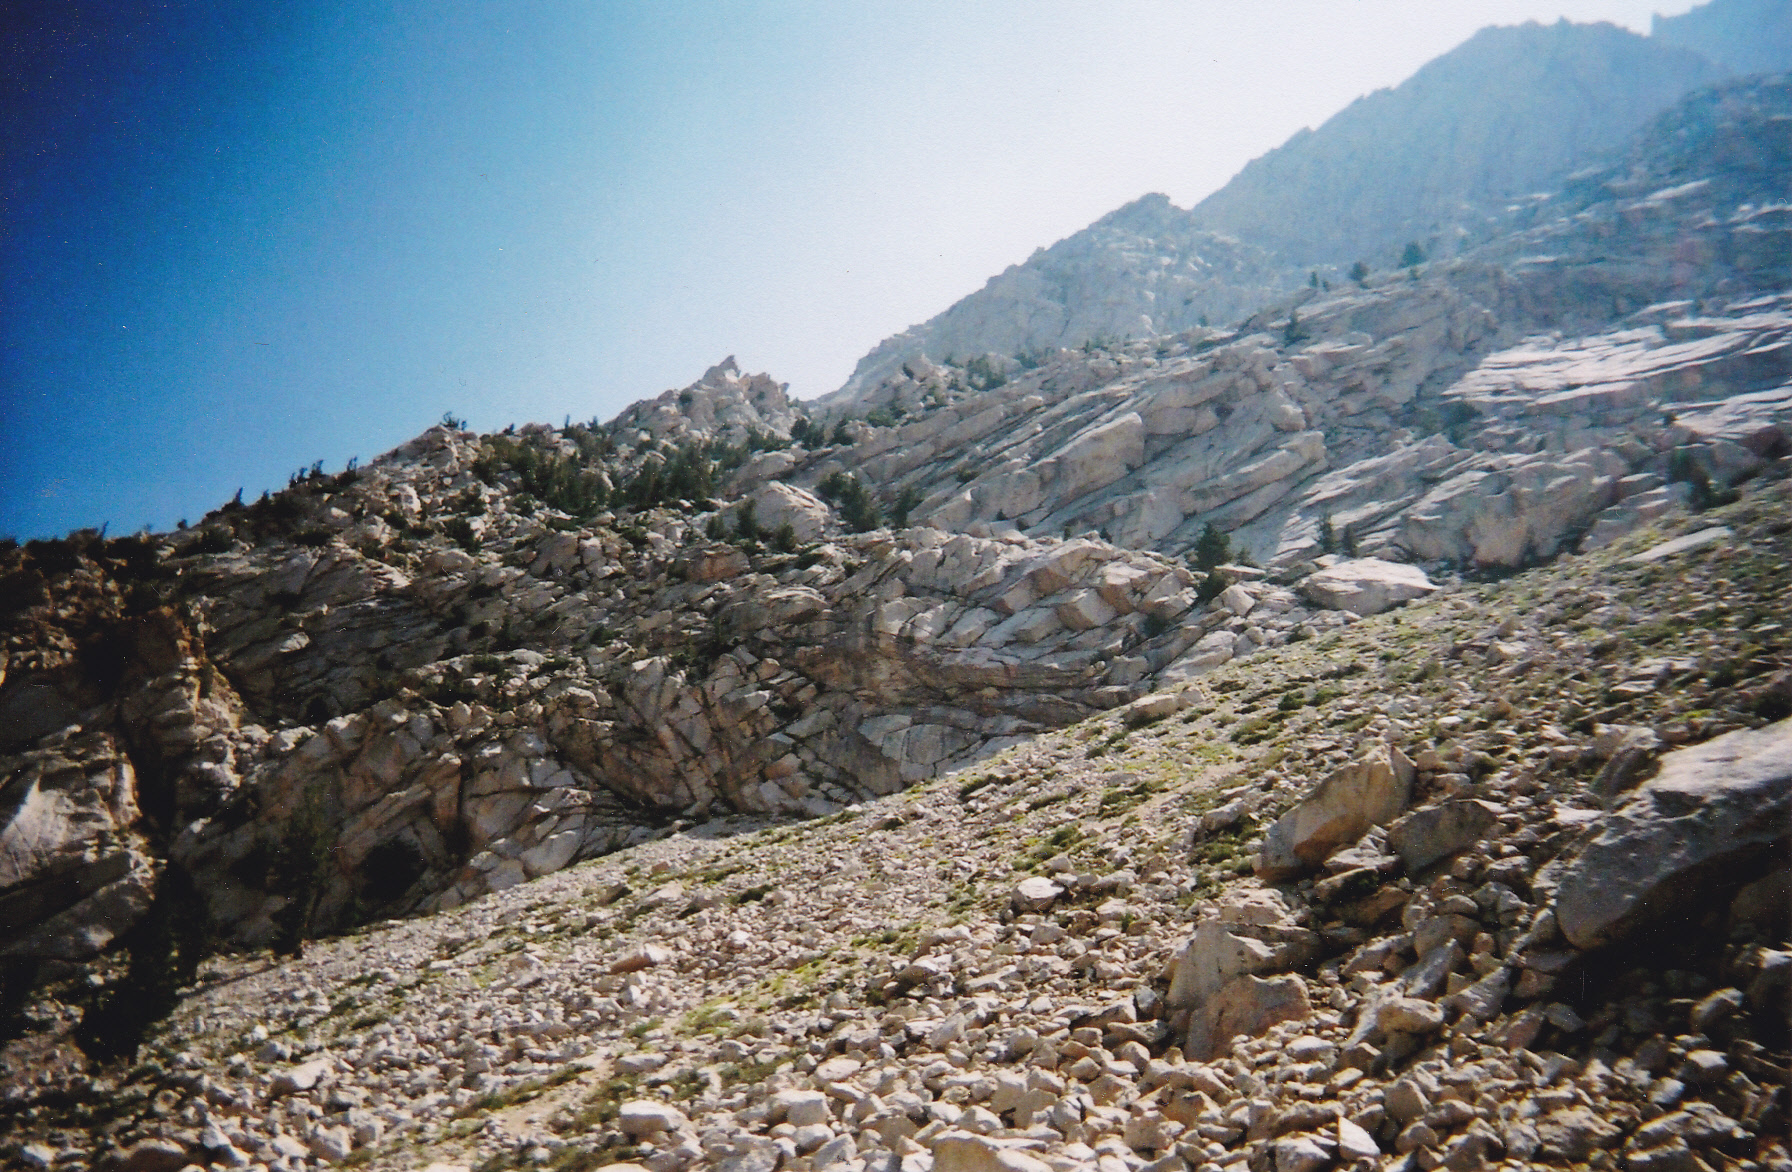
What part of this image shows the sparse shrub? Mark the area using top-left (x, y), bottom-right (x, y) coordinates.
top-left (1349, 260), bottom-right (1370, 285)
top-left (269, 787), bottom-right (336, 959)
top-left (442, 517), bottom-right (481, 552)
top-left (1668, 448), bottom-right (1739, 511)
top-left (734, 500), bottom-right (761, 542)
top-left (818, 471), bottom-right (881, 532)
top-left (891, 486), bottom-right (923, 528)
top-left (1192, 522), bottom-right (1230, 572)
top-left (964, 354), bottom-right (1008, 390)
top-left (476, 434), bottom-right (610, 518)
top-left (193, 527), bottom-right (236, 554)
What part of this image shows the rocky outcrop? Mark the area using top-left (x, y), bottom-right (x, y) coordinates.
top-left (611, 356), bottom-right (800, 446)
top-left (0, 732), bottom-right (156, 961)
top-left (1, 424), bottom-right (1367, 951)
top-left (6, 469), bottom-right (1791, 1172)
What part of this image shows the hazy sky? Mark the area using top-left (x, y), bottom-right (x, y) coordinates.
top-left (2, 1), bottom-right (1700, 539)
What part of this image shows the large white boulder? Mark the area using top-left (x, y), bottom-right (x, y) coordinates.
top-left (1299, 557), bottom-right (1438, 616)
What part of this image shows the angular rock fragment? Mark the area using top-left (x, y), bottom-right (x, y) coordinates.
top-left (1555, 719), bottom-right (1792, 950)
top-left (1257, 743), bottom-right (1414, 879)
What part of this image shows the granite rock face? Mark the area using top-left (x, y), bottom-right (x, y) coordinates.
top-left (807, 78), bottom-right (1792, 578)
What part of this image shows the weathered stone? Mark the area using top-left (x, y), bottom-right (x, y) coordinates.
top-left (271, 1058), bottom-right (332, 1095)
top-left (1257, 743), bottom-right (1415, 879)
top-left (616, 1100), bottom-right (691, 1138)
top-left (1272, 1134), bottom-right (1331, 1172)
top-left (1186, 973), bottom-right (1311, 1061)
top-left (608, 943), bottom-right (672, 973)
top-left (930, 1130), bottom-right (1055, 1172)
top-left (1011, 876), bottom-right (1063, 913)
top-left (1556, 719), bottom-right (1792, 950)
top-left (1299, 558), bottom-right (1438, 616)
top-left (1385, 799), bottom-right (1500, 873)
top-left (118, 1140), bottom-right (191, 1172)
top-left (1534, 1106), bottom-right (1621, 1161)
top-left (1377, 996), bottom-right (1445, 1035)
top-left (1625, 526), bottom-right (1733, 564)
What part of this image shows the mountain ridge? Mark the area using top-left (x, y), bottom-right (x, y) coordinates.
top-left (833, 8), bottom-right (1758, 403)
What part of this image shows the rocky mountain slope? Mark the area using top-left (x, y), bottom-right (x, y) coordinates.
top-left (834, 3), bottom-right (1762, 401)
top-left (1, 22), bottom-right (1790, 1172)
top-left (807, 77), bottom-right (1792, 566)
top-left (1653, 0), bottom-right (1792, 78)
top-left (4, 481), bottom-right (1789, 1172)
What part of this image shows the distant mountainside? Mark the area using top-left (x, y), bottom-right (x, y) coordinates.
top-left (834, 6), bottom-right (1747, 402)
top-left (821, 196), bottom-right (1290, 407)
top-left (1653, 0), bottom-right (1792, 76)
top-left (1184, 19), bottom-right (1721, 268)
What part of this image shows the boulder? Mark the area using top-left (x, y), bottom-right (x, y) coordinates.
top-left (1625, 526), bottom-right (1732, 564)
top-left (1185, 973), bottom-right (1311, 1061)
top-left (1167, 893), bottom-right (1320, 1013)
top-left (1257, 743), bottom-right (1415, 880)
top-left (1556, 719), bottom-right (1792, 950)
top-left (272, 1058), bottom-right (333, 1095)
top-left (682, 546), bottom-right (750, 582)
top-left (1010, 876), bottom-right (1063, 913)
top-left (739, 482), bottom-right (833, 543)
top-left (608, 942), bottom-right (672, 973)
top-left (117, 1140), bottom-right (191, 1172)
top-left (616, 1101), bottom-right (691, 1138)
top-left (931, 1132), bottom-right (1055, 1172)
top-left (1385, 799), bottom-right (1501, 873)
top-left (1299, 558), bottom-right (1438, 616)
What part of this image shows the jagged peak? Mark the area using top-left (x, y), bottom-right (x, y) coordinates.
top-left (700, 355), bottom-right (742, 385)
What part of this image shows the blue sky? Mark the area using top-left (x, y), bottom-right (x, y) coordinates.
top-left (2, 1), bottom-right (1696, 539)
